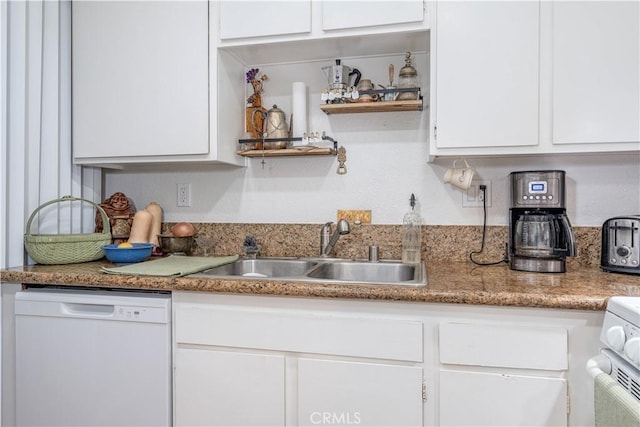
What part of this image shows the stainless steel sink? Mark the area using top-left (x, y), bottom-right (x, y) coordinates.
top-left (196, 257), bottom-right (427, 286)
top-left (201, 258), bottom-right (317, 278)
top-left (305, 260), bottom-right (423, 285)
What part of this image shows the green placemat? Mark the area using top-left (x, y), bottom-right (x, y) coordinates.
top-left (101, 255), bottom-right (239, 277)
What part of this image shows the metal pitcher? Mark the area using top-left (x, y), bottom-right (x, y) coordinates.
top-left (264, 105), bottom-right (289, 149)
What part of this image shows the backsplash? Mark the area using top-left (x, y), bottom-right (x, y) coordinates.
top-left (164, 223), bottom-right (602, 268)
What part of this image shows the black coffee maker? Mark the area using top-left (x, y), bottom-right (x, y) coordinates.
top-left (508, 170), bottom-right (576, 273)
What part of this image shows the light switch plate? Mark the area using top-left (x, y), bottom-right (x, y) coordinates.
top-left (337, 209), bottom-right (372, 224)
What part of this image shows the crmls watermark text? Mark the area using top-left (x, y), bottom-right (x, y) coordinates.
top-left (310, 411), bottom-right (362, 425)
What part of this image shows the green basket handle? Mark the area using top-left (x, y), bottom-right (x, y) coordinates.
top-left (25, 195), bottom-right (111, 236)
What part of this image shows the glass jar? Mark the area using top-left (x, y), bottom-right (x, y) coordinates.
top-left (397, 52), bottom-right (419, 101)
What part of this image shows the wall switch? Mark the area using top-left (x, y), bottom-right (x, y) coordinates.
top-left (337, 209), bottom-right (372, 225)
top-left (177, 183), bottom-right (191, 207)
top-left (462, 180), bottom-right (492, 208)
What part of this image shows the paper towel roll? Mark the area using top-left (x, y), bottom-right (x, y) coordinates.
top-left (291, 82), bottom-right (307, 139)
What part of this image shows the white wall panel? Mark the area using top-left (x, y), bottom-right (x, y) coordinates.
top-left (0, 4), bottom-right (105, 424)
top-left (1, 0), bottom-right (102, 267)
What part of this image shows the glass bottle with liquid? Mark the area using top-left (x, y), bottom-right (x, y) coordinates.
top-left (402, 193), bottom-right (422, 264)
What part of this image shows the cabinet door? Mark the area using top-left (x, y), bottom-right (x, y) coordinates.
top-left (439, 370), bottom-right (567, 427)
top-left (72, 1), bottom-right (209, 159)
top-left (298, 358), bottom-right (423, 426)
top-left (322, 0), bottom-right (424, 31)
top-left (439, 322), bottom-right (568, 371)
top-left (219, 1), bottom-right (311, 40)
top-left (552, 1), bottom-right (639, 145)
top-left (433, 1), bottom-right (539, 149)
top-left (174, 348), bottom-right (285, 426)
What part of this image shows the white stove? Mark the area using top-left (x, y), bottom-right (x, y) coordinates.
top-left (601, 297), bottom-right (640, 370)
top-left (595, 296), bottom-right (640, 401)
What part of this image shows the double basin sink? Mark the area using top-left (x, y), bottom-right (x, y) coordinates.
top-left (196, 257), bottom-right (427, 286)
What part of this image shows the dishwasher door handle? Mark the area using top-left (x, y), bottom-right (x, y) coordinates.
top-left (62, 302), bottom-right (115, 317)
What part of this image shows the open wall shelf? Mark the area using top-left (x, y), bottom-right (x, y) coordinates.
top-left (237, 135), bottom-right (338, 158)
top-left (320, 99), bottom-right (423, 115)
top-left (237, 147), bottom-right (337, 157)
top-left (319, 88), bottom-right (423, 115)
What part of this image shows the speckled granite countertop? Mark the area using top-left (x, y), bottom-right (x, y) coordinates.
top-left (2, 259), bottom-right (639, 311)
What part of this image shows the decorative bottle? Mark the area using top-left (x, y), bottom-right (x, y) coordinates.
top-left (402, 193), bottom-right (422, 264)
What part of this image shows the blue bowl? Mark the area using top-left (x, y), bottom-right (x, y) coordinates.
top-left (102, 243), bottom-right (154, 263)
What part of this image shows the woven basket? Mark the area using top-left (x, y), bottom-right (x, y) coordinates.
top-left (24, 196), bottom-right (112, 265)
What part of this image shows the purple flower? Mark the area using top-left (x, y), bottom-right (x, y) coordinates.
top-left (246, 68), bottom-right (259, 83)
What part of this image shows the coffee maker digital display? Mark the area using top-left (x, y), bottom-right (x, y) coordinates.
top-left (529, 182), bottom-right (546, 193)
top-left (508, 170), bottom-right (577, 273)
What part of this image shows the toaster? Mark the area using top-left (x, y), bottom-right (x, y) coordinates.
top-left (601, 215), bottom-right (640, 275)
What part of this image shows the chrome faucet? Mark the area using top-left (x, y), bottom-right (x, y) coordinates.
top-left (320, 219), bottom-right (351, 257)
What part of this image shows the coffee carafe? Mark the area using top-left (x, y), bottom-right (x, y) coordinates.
top-left (508, 170), bottom-right (576, 273)
top-left (322, 59), bottom-right (361, 92)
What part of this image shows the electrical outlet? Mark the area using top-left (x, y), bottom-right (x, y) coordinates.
top-left (463, 180), bottom-right (492, 208)
top-left (177, 183), bottom-right (191, 207)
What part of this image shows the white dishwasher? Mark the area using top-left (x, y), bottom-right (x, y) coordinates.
top-left (15, 287), bottom-right (172, 427)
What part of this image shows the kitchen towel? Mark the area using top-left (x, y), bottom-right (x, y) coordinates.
top-left (594, 372), bottom-right (640, 427)
top-left (101, 255), bottom-right (239, 277)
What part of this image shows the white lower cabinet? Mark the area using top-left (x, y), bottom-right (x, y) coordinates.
top-left (438, 322), bottom-right (569, 426)
top-left (175, 348), bottom-right (285, 426)
top-left (298, 358), bottom-right (423, 426)
top-left (173, 293), bottom-right (425, 427)
top-left (439, 370), bottom-right (567, 427)
top-left (172, 293), bottom-right (602, 427)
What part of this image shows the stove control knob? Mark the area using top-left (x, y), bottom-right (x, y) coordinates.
top-left (624, 337), bottom-right (640, 366)
top-left (606, 326), bottom-right (626, 351)
top-left (616, 246), bottom-right (631, 258)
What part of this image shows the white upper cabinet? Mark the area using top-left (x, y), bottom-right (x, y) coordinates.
top-left (73, 1), bottom-right (207, 160)
top-left (73, 1), bottom-right (428, 166)
top-left (214, 0), bottom-right (428, 65)
top-left (321, 0), bottom-right (424, 31)
top-left (219, 1), bottom-right (311, 40)
top-left (432, 1), bottom-right (540, 150)
top-left (552, 1), bottom-right (640, 145)
top-left (429, 0), bottom-right (640, 160)
top-left (72, 1), bottom-right (243, 166)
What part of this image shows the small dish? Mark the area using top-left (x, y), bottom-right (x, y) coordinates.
top-left (102, 243), bottom-right (154, 263)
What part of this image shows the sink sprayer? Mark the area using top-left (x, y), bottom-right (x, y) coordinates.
top-left (320, 219), bottom-right (351, 257)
